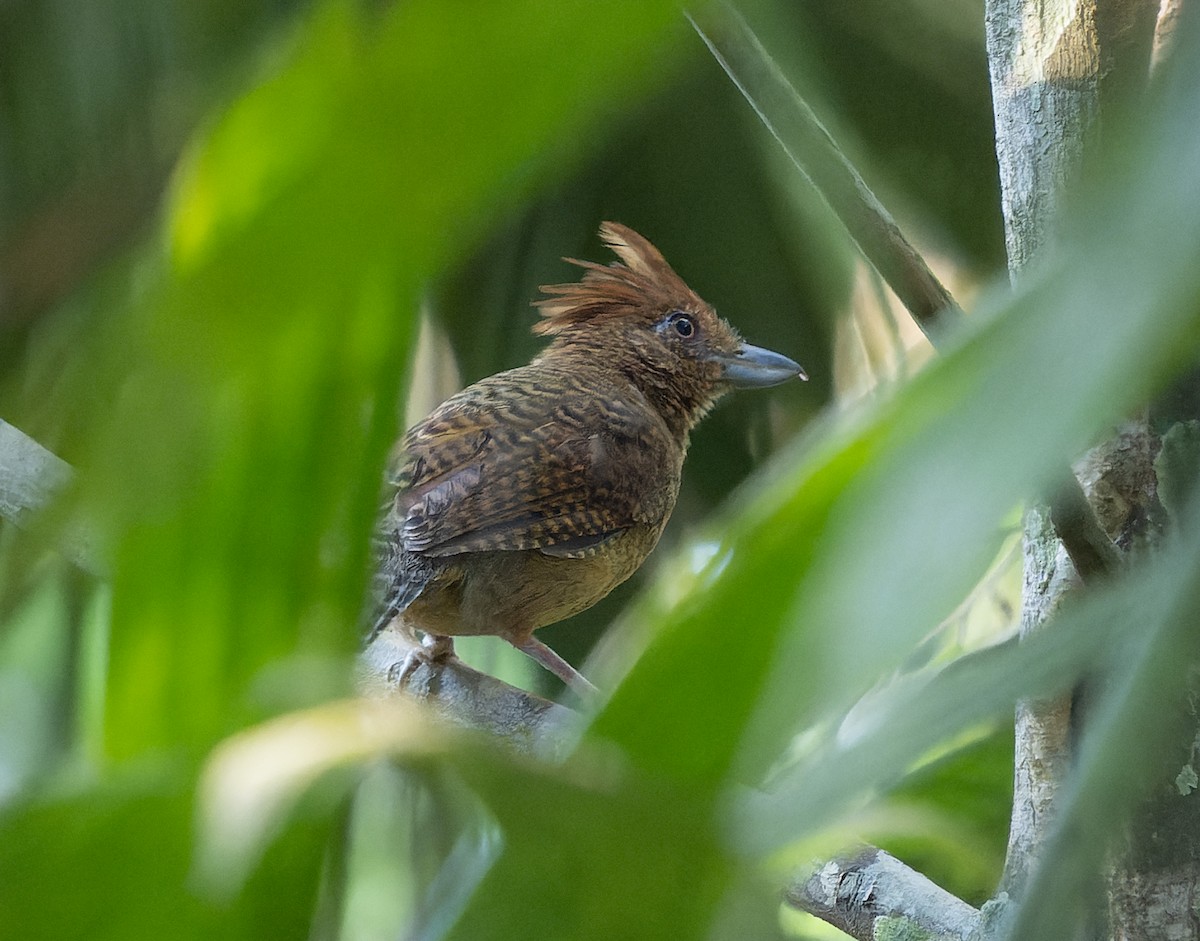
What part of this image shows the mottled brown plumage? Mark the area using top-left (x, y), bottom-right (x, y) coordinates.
top-left (373, 222), bottom-right (805, 695)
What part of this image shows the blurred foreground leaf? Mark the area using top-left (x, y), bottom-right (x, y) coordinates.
top-left (589, 0), bottom-right (1200, 820)
top-left (445, 762), bottom-right (735, 941)
top-left (3, 1), bottom-right (692, 939)
top-left (0, 768), bottom-right (331, 941)
top-left (73, 0), bottom-right (685, 758)
top-left (1008, 506), bottom-right (1200, 935)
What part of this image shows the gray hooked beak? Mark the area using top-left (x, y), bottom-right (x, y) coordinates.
top-left (719, 343), bottom-right (807, 388)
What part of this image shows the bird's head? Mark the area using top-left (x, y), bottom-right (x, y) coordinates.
top-left (533, 222), bottom-right (805, 436)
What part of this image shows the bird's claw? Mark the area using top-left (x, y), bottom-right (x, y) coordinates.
top-left (387, 633), bottom-right (456, 689)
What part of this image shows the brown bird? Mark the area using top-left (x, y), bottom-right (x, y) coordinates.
top-left (372, 222), bottom-right (805, 696)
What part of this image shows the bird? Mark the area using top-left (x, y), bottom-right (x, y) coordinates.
top-left (371, 221), bottom-right (805, 697)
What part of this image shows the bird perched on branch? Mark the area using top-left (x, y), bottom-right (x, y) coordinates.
top-left (372, 222), bottom-right (805, 696)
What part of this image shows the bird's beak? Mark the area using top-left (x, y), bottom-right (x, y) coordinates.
top-left (718, 343), bottom-right (808, 388)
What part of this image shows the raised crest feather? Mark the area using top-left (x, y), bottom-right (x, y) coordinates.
top-left (533, 222), bottom-right (709, 335)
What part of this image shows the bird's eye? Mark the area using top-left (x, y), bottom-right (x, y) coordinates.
top-left (671, 313), bottom-right (696, 339)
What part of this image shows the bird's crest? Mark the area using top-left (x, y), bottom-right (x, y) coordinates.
top-left (533, 222), bottom-right (708, 335)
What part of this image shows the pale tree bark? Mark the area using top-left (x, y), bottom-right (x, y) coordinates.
top-left (985, 0), bottom-right (1101, 901)
top-left (0, 419), bottom-right (75, 534)
top-left (358, 630), bottom-right (576, 758)
top-left (985, 0), bottom-right (1100, 911)
top-left (1154, 0), bottom-right (1187, 65)
top-left (985, 0), bottom-right (1103, 274)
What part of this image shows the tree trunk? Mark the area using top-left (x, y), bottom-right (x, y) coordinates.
top-left (987, 0), bottom-right (1200, 936)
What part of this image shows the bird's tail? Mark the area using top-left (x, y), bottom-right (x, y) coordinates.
top-left (363, 532), bottom-right (435, 644)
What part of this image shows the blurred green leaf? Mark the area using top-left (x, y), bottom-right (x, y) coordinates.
top-left (75, 0), bottom-right (688, 759)
top-left (3, 1), bottom-right (705, 938)
top-left (445, 761), bottom-right (735, 941)
top-left (194, 699), bottom-right (741, 941)
top-left (873, 726), bottom-right (1015, 905)
top-left (588, 0), bottom-right (1200, 807)
top-left (731, 547), bottom-right (1145, 853)
top-left (0, 767), bottom-right (331, 941)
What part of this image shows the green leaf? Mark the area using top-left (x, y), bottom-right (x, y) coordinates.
top-left (78, 0), bottom-right (688, 759)
top-left (0, 767), bottom-right (330, 941)
top-left (731, 534), bottom-right (1136, 855)
top-left (588, 0), bottom-right (1200, 805)
top-left (445, 761), bottom-right (735, 941)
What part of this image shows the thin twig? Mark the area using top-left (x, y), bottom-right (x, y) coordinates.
top-left (689, 4), bottom-right (962, 341)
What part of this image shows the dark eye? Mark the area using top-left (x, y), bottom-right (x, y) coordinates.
top-left (671, 313), bottom-right (696, 338)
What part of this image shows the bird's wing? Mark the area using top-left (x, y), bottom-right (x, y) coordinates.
top-left (385, 384), bottom-right (674, 559)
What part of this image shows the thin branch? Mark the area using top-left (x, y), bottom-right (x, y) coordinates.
top-left (0, 418), bottom-right (100, 574)
top-left (0, 418), bottom-right (73, 526)
top-left (786, 845), bottom-right (982, 941)
top-left (1049, 471), bottom-right (1122, 582)
top-left (359, 630), bottom-right (578, 758)
top-left (1001, 510), bottom-right (1076, 896)
top-left (689, 3), bottom-right (962, 341)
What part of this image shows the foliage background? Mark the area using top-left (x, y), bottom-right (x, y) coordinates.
top-left (2, 1), bottom-right (1198, 938)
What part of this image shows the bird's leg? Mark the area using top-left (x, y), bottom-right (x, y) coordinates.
top-left (513, 637), bottom-right (599, 699)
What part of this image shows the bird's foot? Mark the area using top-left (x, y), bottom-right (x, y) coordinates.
top-left (513, 637), bottom-right (599, 701)
top-left (422, 633), bottom-right (456, 661)
top-left (387, 633), bottom-right (456, 688)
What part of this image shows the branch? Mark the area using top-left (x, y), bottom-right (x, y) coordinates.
top-left (786, 845), bottom-right (982, 941)
top-left (1001, 510), bottom-right (1076, 896)
top-left (688, 3), bottom-right (962, 342)
top-left (1049, 471), bottom-right (1121, 582)
top-left (359, 630), bottom-right (578, 758)
top-left (0, 418), bottom-right (100, 574)
top-left (0, 418), bottom-right (72, 526)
